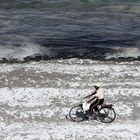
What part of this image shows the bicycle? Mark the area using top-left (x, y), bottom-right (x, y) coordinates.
top-left (68, 103), bottom-right (116, 123)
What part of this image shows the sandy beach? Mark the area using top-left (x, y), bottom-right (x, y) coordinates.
top-left (0, 59), bottom-right (140, 139)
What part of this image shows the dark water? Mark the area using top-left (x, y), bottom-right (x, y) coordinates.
top-left (0, 0), bottom-right (140, 62)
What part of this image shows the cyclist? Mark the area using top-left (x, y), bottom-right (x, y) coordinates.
top-left (83, 83), bottom-right (104, 116)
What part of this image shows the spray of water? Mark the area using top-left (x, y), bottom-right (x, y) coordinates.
top-left (106, 47), bottom-right (140, 59)
top-left (0, 42), bottom-right (43, 61)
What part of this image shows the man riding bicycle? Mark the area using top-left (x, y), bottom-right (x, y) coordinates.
top-left (82, 83), bottom-right (104, 116)
top-left (68, 84), bottom-right (116, 122)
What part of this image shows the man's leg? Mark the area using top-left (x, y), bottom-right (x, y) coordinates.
top-left (89, 99), bottom-right (99, 114)
top-left (94, 99), bottom-right (104, 112)
top-left (99, 99), bottom-right (104, 105)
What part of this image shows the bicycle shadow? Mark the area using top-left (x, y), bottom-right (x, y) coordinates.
top-left (65, 114), bottom-right (99, 122)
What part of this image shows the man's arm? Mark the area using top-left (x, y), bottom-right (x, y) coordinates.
top-left (83, 91), bottom-right (96, 99)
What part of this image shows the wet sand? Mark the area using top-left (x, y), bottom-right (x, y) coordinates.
top-left (0, 59), bottom-right (140, 139)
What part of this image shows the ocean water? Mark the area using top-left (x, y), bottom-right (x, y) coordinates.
top-left (0, 0), bottom-right (140, 62)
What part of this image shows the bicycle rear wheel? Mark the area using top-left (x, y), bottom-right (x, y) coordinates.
top-left (98, 107), bottom-right (116, 123)
top-left (69, 105), bottom-right (85, 122)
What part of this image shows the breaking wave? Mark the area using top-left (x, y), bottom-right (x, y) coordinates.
top-left (106, 47), bottom-right (140, 59)
top-left (0, 40), bottom-right (140, 63)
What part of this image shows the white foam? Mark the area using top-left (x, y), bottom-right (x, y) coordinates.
top-left (0, 87), bottom-right (136, 118)
top-left (115, 102), bottom-right (133, 116)
top-left (1, 120), bottom-right (140, 140)
top-left (0, 59), bottom-right (139, 139)
top-left (0, 88), bottom-right (88, 107)
top-left (0, 43), bottom-right (43, 60)
top-left (106, 47), bottom-right (140, 59)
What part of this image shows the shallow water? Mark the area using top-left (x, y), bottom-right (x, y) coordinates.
top-left (0, 59), bottom-right (140, 139)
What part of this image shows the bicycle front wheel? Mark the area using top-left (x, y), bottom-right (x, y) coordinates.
top-left (98, 107), bottom-right (116, 123)
top-left (69, 105), bottom-right (85, 122)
